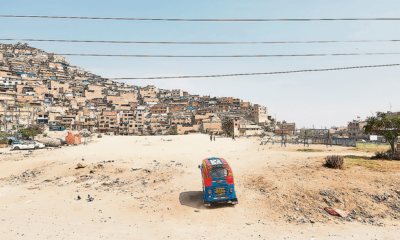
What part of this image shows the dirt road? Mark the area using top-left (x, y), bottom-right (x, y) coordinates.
top-left (0, 135), bottom-right (399, 239)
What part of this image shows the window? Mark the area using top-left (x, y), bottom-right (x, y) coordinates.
top-left (209, 168), bottom-right (228, 179)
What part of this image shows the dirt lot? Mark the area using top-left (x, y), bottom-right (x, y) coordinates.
top-left (0, 134), bottom-right (399, 239)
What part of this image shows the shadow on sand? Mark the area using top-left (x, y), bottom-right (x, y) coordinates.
top-left (179, 191), bottom-right (236, 210)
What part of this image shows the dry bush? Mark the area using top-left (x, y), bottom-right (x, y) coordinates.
top-left (372, 150), bottom-right (400, 160)
top-left (325, 155), bottom-right (344, 169)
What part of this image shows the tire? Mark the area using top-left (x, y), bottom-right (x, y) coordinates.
top-left (34, 146), bottom-right (39, 150)
top-left (14, 147), bottom-right (20, 150)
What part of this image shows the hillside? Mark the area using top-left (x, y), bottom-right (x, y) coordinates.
top-left (0, 42), bottom-right (278, 137)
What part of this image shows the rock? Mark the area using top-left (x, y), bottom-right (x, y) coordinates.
top-left (131, 167), bottom-right (142, 171)
top-left (246, 222), bottom-right (252, 225)
top-left (194, 210), bottom-right (200, 212)
top-left (38, 139), bottom-right (62, 147)
top-left (320, 190), bottom-right (335, 196)
top-left (77, 163), bottom-right (86, 168)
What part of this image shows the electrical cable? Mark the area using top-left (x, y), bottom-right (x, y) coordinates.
top-left (54, 52), bottom-right (400, 57)
top-left (1, 38), bottom-right (400, 44)
top-left (1, 15), bottom-right (400, 22)
top-left (102, 63), bottom-right (400, 80)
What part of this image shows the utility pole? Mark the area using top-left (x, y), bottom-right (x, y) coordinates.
top-left (17, 106), bottom-right (20, 140)
top-left (4, 100), bottom-right (8, 134)
top-left (281, 129), bottom-right (286, 147)
top-left (11, 104), bottom-right (14, 135)
top-left (28, 103), bottom-right (30, 127)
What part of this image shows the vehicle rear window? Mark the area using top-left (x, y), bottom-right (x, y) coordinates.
top-left (209, 167), bottom-right (228, 179)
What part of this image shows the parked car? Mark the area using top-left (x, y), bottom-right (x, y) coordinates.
top-left (12, 141), bottom-right (45, 150)
top-left (357, 139), bottom-right (366, 143)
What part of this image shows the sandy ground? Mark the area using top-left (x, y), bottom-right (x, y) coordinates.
top-left (0, 134), bottom-right (399, 240)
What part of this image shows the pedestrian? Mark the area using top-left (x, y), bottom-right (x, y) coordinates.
top-left (232, 134), bottom-right (236, 141)
top-left (210, 134), bottom-right (212, 141)
top-left (213, 135), bottom-right (215, 141)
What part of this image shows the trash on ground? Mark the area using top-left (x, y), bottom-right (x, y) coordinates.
top-left (324, 207), bottom-right (350, 218)
top-left (77, 163), bottom-right (86, 168)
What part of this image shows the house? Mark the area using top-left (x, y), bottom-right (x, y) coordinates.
top-left (276, 121), bottom-right (296, 135)
top-left (151, 104), bottom-right (168, 115)
top-left (36, 112), bottom-right (49, 124)
top-left (239, 124), bottom-right (264, 136)
top-left (176, 124), bottom-right (201, 135)
top-left (250, 104), bottom-right (268, 124)
top-left (347, 120), bottom-right (367, 139)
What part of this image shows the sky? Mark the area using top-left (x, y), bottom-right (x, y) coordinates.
top-left (1, 0), bottom-right (400, 128)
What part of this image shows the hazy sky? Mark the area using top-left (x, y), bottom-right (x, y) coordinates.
top-left (1, 0), bottom-right (400, 128)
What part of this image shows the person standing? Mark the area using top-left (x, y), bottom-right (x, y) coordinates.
top-left (210, 134), bottom-right (212, 141)
top-left (213, 135), bottom-right (215, 141)
top-left (232, 134), bottom-right (236, 141)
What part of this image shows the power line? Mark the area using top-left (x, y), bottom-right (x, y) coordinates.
top-left (2, 38), bottom-right (400, 44)
top-left (1, 15), bottom-right (400, 22)
top-left (104, 63), bottom-right (400, 80)
top-left (56, 52), bottom-right (400, 57)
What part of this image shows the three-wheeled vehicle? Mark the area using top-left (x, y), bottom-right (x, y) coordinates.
top-left (198, 157), bottom-right (238, 207)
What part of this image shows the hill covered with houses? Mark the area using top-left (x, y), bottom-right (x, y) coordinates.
top-left (0, 42), bottom-right (293, 137)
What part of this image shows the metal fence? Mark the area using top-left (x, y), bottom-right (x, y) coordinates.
top-left (311, 138), bottom-right (356, 147)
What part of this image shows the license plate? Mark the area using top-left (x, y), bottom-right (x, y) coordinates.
top-left (215, 188), bottom-right (226, 196)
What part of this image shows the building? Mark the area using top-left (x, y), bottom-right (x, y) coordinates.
top-left (250, 104), bottom-right (268, 124)
top-left (348, 121), bottom-right (367, 139)
top-left (276, 121), bottom-right (296, 136)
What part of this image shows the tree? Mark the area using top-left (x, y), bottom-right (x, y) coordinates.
top-left (169, 128), bottom-right (178, 135)
top-left (0, 126), bottom-right (7, 144)
top-left (18, 124), bottom-right (45, 140)
top-left (299, 129), bottom-right (314, 137)
top-left (19, 127), bottom-right (39, 140)
top-left (263, 126), bottom-right (271, 132)
top-left (239, 128), bottom-right (246, 136)
top-left (364, 112), bottom-right (400, 153)
top-left (222, 120), bottom-right (234, 137)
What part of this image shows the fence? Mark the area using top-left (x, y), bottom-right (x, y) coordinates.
top-left (311, 138), bottom-right (356, 147)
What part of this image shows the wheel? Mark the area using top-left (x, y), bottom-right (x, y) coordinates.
top-left (231, 198), bottom-right (239, 205)
top-left (34, 146), bottom-right (39, 150)
top-left (14, 147), bottom-right (20, 150)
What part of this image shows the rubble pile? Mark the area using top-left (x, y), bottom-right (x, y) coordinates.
top-left (241, 163), bottom-right (400, 226)
top-left (38, 139), bottom-right (62, 147)
top-left (6, 169), bottom-right (41, 184)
